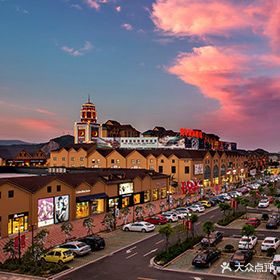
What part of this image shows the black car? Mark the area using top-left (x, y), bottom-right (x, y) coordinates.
top-left (201, 231), bottom-right (223, 247)
top-left (266, 219), bottom-right (279, 229)
top-left (78, 235), bottom-right (106, 251)
top-left (230, 250), bottom-right (253, 269)
top-left (192, 249), bottom-right (221, 268)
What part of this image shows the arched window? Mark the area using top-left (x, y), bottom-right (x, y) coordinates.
top-left (221, 164), bottom-right (226, 176)
top-left (204, 165), bottom-right (211, 179)
top-left (213, 165), bottom-right (219, 178)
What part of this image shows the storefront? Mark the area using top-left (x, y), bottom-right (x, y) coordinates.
top-left (76, 193), bottom-right (107, 218)
top-left (8, 212), bottom-right (28, 235)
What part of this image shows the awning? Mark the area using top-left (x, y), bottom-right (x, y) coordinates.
top-left (76, 193), bottom-right (108, 202)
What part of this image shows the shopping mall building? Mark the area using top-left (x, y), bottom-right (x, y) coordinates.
top-left (0, 169), bottom-right (169, 238)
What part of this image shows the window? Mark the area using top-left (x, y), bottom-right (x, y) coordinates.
top-left (0, 192), bottom-right (1, 198)
top-left (144, 191), bottom-right (150, 202)
top-left (160, 159), bottom-right (164, 163)
top-left (111, 159), bottom-right (115, 164)
top-left (53, 157), bottom-right (57, 161)
top-left (92, 159), bottom-right (96, 163)
top-left (185, 166), bottom-right (190, 174)
top-left (57, 185), bottom-right (61, 192)
top-left (62, 157), bottom-right (65, 161)
top-left (150, 159), bottom-right (153, 163)
top-left (161, 188), bottom-right (167, 199)
top-left (171, 166), bottom-right (176, 173)
top-left (116, 159), bottom-right (120, 163)
top-left (70, 157), bottom-right (74, 161)
top-left (172, 159), bottom-right (175, 163)
top-left (8, 190), bottom-right (14, 198)
top-left (152, 189), bottom-right (159, 201)
top-left (159, 166), bottom-right (163, 173)
top-left (91, 199), bottom-right (105, 214)
top-left (80, 157), bottom-right (84, 161)
top-left (47, 186), bottom-right (52, 193)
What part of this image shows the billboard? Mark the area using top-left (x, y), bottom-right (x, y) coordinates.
top-left (78, 129), bottom-right (86, 142)
top-left (180, 128), bottom-right (203, 138)
top-left (54, 195), bottom-right (70, 224)
top-left (158, 136), bottom-right (185, 149)
top-left (38, 197), bottom-right (54, 227)
top-left (91, 126), bottom-right (99, 140)
top-left (194, 164), bottom-right (203, 175)
top-left (119, 182), bottom-right (134, 195)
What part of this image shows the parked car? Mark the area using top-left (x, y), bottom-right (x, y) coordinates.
top-left (171, 210), bottom-right (187, 219)
top-left (192, 249), bottom-right (221, 268)
top-left (229, 250), bottom-right (253, 269)
top-left (258, 199), bottom-right (269, 208)
top-left (41, 248), bottom-right (74, 264)
top-left (270, 254), bottom-right (280, 275)
top-left (123, 221), bottom-right (155, 232)
top-left (162, 212), bottom-right (179, 222)
top-left (199, 200), bottom-right (212, 208)
top-left (78, 235), bottom-right (106, 251)
top-left (201, 231), bottom-right (223, 247)
top-left (189, 204), bottom-right (205, 213)
top-left (238, 236), bottom-right (258, 250)
top-left (246, 218), bottom-right (261, 228)
top-left (266, 219), bottom-right (279, 229)
top-left (219, 193), bottom-right (231, 200)
top-left (58, 241), bottom-right (91, 257)
top-left (215, 196), bottom-right (226, 203)
top-left (208, 197), bottom-right (219, 206)
top-left (237, 187), bottom-right (249, 194)
top-left (144, 215), bottom-right (168, 225)
top-left (175, 207), bottom-right (190, 216)
top-left (261, 237), bottom-right (280, 251)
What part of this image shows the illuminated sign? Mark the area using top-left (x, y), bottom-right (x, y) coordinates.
top-left (180, 128), bottom-right (203, 139)
top-left (38, 197), bottom-right (54, 227)
top-left (119, 182), bottom-right (134, 195)
top-left (54, 195), bottom-right (69, 224)
top-left (76, 189), bottom-right (91, 194)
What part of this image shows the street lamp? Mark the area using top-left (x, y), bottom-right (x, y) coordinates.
top-left (16, 225), bottom-right (24, 262)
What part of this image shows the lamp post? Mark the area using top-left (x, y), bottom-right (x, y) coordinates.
top-left (17, 225), bottom-right (24, 263)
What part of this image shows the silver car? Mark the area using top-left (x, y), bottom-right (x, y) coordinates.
top-left (58, 241), bottom-right (91, 256)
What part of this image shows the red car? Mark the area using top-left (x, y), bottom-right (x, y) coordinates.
top-left (246, 218), bottom-right (261, 228)
top-left (144, 215), bottom-right (168, 225)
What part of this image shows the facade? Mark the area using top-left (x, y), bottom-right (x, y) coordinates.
top-left (0, 169), bottom-right (169, 238)
top-left (74, 97), bottom-right (101, 144)
top-left (49, 146), bottom-right (264, 190)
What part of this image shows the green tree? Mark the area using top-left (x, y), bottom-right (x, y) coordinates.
top-left (159, 224), bottom-right (173, 251)
top-left (83, 217), bottom-right (94, 236)
top-left (61, 221), bottom-right (73, 241)
top-left (241, 224), bottom-right (256, 250)
top-left (202, 221), bottom-right (215, 248)
top-left (258, 186), bottom-right (265, 196)
top-left (218, 202), bottom-right (232, 217)
top-left (3, 238), bottom-right (16, 260)
top-left (274, 200), bottom-right (280, 214)
top-left (249, 190), bottom-right (258, 206)
top-left (189, 213), bottom-right (198, 239)
top-left (269, 185), bottom-right (276, 197)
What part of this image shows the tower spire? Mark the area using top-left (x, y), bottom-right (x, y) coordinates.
top-left (87, 94), bottom-right (90, 103)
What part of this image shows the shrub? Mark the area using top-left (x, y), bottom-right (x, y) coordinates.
top-left (217, 211), bottom-right (245, 226)
top-left (224, 244), bottom-right (235, 253)
top-left (267, 248), bottom-right (276, 257)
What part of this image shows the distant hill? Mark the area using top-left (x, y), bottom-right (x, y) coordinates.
top-left (0, 140), bottom-right (31, 146)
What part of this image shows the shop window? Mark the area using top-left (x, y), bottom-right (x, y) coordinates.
top-left (57, 185), bottom-right (61, 192)
top-left (144, 190), bottom-right (150, 203)
top-left (159, 166), bottom-right (163, 173)
top-left (152, 189), bottom-right (159, 201)
top-left (161, 188), bottom-right (167, 199)
top-left (8, 213), bottom-right (28, 235)
top-left (133, 194), bottom-right (141, 205)
top-left (109, 198), bottom-right (119, 209)
top-left (47, 186), bottom-right (52, 193)
top-left (185, 166), bottom-right (190, 174)
top-left (8, 190), bottom-right (14, 198)
top-left (76, 202), bottom-right (89, 219)
top-left (171, 166), bottom-right (176, 173)
top-left (91, 199), bottom-right (105, 214)
top-left (122, 197), bottom-right (130, 208)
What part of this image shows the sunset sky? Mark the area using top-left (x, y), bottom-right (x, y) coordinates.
top-left (1, 0), bottom-right (280, 152)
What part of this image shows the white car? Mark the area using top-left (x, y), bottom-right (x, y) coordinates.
top-left (171, 210), bottom-right (187, 219)
top-left (270, 254), bottom-right (280, 275)
top-left (221, 193), bottom-right (232, 200)
top-left (258, 199), bottom-right (269, 208)
top-left (261, 237), bottom-right (280, 251)
top-left (162, 212), bottom-right (179, 222)
top-left (238, 236), bottom-right (258, 250)
top-left (123, 222), bottom-right (155, 233)
top-left (189, 204), bottom-right (205, 213)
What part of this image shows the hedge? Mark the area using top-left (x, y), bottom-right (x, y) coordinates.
top-left (217, 211), bottom-right (245, 226)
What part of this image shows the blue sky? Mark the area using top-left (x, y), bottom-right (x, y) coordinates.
top-left (1, 0), bottom-right (280, 152)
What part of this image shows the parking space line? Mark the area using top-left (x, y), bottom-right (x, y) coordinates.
top-left (126, 246), bottom-right (137, 253)
top-left (155, 239), bottom-right (164, 245)
top-left (143, 248), bottom-right (158, 257)
top-left (126, 252), bottom-right (138, 259)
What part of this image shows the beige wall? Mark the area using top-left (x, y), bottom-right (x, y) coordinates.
top-left (126, 151), bottom-right (147, 169)
top-left (106, 150), bottom-right (126, 169)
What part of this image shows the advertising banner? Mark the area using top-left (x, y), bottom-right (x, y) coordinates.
top-left (38, 198), bottom-right (54, 227)
top-left (119, 182), bottom-right (134, 195)
top-left (78, 129), bottom-right (86, 142)
top-left (158, 136), bottom-right (185, 149)
top-left (54, 195), bottom-right (70, 224)
top-left (91, 127), bottom-right (99, 140)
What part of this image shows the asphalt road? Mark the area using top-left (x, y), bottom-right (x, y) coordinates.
top-left (57, 207), bottom-right (252, 280)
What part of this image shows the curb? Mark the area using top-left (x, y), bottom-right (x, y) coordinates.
top-left (49, 232), bottom-right (158, 280)
top-left (0, 271), bottom-right (46, 280)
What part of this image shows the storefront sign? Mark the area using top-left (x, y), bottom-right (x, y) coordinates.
top-left (54, 195), bottom-right (69, 224)
top-left (38, 197), bottom-right (54, 227)
top-left (119, 182), bottom-right (134, 195)
top-left (76, 189), bottom-right (90, 194)
top-left (180, 128), bottom-right (203, 139)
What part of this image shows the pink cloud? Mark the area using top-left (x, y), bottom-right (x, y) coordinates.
top-left (84, 0), bottom-right (100, 10)
top-left (115, 6), bottom-right (121, 12)
top-left (121, 23), bottom-right (133, 31)
top-left (35, 108), bottom-right (56, 116)
top-left (61, 41), bottom-right (93, 57)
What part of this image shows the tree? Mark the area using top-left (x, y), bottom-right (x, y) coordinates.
top-left (120, 207), bottom-right (131, 225)
top-left (237, 197), bottom-right (250, 218)
top-left (3, 238), bottom-right (16, 260)
top-left (258, 186), bottom-right (265, 196)
top-left (249, 190), bottom-right (258, 206)
top-left (218, 202), bottom-right (232, 218)
top-left (61, 221), bottom-right (73, 241)
top-left (159, 224), bottom-right (173, 251)
top-left (269, 185), bottom-right (276, 197)
top-left (202, 221), bottom-right (215, 248)
top-left (135, 205), bottom-right (144, 221)
top-left (102, 212), bottom-right (115, 231)
top-left (83, 217), bottom-right (94, 236)
top-left (145, 202), bottom-right (156, 217)
top-left (275, 200), bottom-right (280, 214)
top-left (189, 213), bottom-right (198, 239)
top-left (241, 224), bottom-right (256, 249)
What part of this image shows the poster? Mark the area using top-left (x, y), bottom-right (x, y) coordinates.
top-left (194, 164), bottom-right (204, 175)
top-left (54, 195), bottom-right (70, 223)
top-left (158, 136), bottom-right (185, 149)
top-left (38, 198), bottom-right (54, 227)
top-left (119, 182), bottom-right (134, 195)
